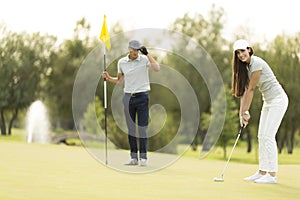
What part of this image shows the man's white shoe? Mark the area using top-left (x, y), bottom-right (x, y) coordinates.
top-left (244, 172), bottom-right (264, 181)
top-left (254, 174), bottom-right (277, 184)
top-left (125, 158), bottom-right (138, 166)
top-left (140, 159), bottom-right (147, 166)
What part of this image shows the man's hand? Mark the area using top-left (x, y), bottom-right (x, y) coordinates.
top-left (102, 71), bottom-right (110, 80)
top-left (139, 46), bottom-right (148, 55)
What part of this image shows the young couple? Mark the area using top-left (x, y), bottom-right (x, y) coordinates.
top-left (103, 39), bottom-right (288, 184)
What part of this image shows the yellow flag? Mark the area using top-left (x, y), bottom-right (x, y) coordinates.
top-left (100, 15), bottom-right (111, 51)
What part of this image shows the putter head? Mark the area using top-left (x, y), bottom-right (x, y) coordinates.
top-left (213, 177), bottom-right (224, 182)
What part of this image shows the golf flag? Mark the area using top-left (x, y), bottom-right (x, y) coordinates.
top-left (100, 15), bottom-right (111, 51)
top-left (100, 14), bottom-right (110, 165)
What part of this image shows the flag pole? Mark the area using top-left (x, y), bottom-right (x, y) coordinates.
top-left (100, 14), bottom-right (110, 165)
top-left (103, 44), bottom-right (108, 165)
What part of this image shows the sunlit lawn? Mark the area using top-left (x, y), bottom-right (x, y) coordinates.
top-left (0, 129), bottom-right (300, 199)
top-left (7, 128), bottom-right (300, 165)
top-left (182, 143), bottom-right (300, 165)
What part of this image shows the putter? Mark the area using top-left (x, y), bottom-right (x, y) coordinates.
top-left (214, 126), bottom-right (244, 182)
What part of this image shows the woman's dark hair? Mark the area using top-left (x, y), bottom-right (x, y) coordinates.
top-left (231, 47), bottom-right (254, 97)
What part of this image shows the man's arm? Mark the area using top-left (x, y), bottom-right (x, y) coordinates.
top-left (102, 72), bottom-right (124, 84)
top-left (139, 46), bottom-right (160, 72)
top-left (147, 54), bottom-right (160, 72)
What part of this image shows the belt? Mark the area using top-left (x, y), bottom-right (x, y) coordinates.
top-left (125, 92), bottom-right (148, 97)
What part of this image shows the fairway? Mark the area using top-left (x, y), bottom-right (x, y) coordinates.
top-left (1, 141), bottom-right (299, 200)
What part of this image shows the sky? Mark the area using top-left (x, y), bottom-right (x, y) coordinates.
top-left (0, 0), bottom-right (299, 43)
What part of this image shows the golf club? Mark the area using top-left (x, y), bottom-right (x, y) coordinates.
top-left (213, 126), bottom-right (244, 182)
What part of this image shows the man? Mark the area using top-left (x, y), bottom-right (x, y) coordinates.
top-left (102, 40), bottom-right (160, 166)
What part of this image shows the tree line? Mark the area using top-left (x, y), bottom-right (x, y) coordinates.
top-left (0, 5), bottom-right (299, 156)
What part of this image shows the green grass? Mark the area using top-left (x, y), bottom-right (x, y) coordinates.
top-left (1, 128), bottom-right (300, 199)
top-left (182, 144), bottom-right (300, 165)
top-left (0, 138), bottom-right (300, 200)
top-left (0, 128), bottom-right (27, 142)
top-left (8, 128), bottom-right (300, 165)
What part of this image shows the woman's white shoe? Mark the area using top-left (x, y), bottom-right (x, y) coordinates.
top-left (254, 174), bottom-right (277, 184)
top-left (244, 172), bottom-right (264, 181)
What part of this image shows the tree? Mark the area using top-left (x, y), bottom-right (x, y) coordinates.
top-left (170, 5), bottom-right (230, 148)
top-left (0, 24), bottom-right (56, 135)
top-left (201, 85), bottom-right (239, 158)
top-left (266, 33), bottom-right (300, 153)
top-left (82, 96), bottom-right (104, 135)
top-left (46, 18), bottom-right (97, 130)
top-left (171, 4), bottom-right (228, 74)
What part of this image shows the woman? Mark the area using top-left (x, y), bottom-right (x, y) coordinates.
top-left (231, 39), bottom-right (288, 184)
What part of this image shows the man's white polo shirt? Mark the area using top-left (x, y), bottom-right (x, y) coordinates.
top-left (118, 54), bottom-right (150, 93)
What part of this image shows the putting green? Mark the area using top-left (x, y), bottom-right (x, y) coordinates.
top-left (0, 141), bottom-right (299, 200)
